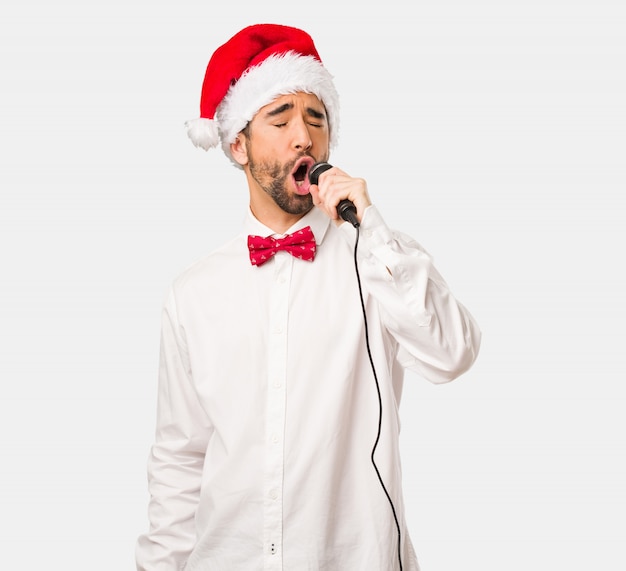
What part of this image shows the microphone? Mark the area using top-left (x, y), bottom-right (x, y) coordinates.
top-left (308, 162), bottom-right (360, 228)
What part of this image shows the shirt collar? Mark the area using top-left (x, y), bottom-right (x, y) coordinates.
top-left (243, 206), bottom-right (331, 246)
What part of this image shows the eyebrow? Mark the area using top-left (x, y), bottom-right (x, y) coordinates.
top-left (265, 102), bottom-right (326, 120)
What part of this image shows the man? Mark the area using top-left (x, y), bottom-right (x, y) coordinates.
top-left (136, 23), bottom-right (481, 571)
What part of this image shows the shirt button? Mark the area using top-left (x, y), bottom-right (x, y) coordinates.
top-left (269, 489), bottom-right (278, 500)
top-left (273, 380), bottom-right (282, 389)
top-left (271, 433), bottom-right (279, 443)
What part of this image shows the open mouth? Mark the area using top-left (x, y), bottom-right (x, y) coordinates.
top-left (294, 163), bottom-right (308, 183)
top-left (291, 157), bottom-right (315, 194)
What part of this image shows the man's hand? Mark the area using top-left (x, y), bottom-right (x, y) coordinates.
top-left (309, 165), bottom-right (372, 226)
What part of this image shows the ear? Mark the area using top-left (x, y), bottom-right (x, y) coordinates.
top-left (230, 134), bottom-right (249, 166)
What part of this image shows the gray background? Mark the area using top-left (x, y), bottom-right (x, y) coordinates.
top-left (1, 0), bottom-right (624, 569)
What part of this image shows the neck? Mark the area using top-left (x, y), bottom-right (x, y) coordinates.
top-left (249, 202), bottom-right (307, 234)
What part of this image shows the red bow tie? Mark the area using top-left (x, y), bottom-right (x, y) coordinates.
top-left (248, 226), bottom-right (316, 266)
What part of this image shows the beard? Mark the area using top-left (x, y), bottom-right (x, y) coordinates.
top-left (248, 154), bottom-right (314, 216)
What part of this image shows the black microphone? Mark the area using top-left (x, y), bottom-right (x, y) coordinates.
top-left (308, 162), bottom-right (360, 228)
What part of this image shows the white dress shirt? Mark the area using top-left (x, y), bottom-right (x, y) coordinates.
top-left (136, 205), bottom-right (481, 571)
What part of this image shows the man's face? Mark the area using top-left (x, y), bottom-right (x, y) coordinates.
top-left (240, 92), bottom-right (330, 217)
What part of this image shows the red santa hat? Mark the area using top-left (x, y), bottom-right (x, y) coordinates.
top-left (186, 24), bottom-right (340, 165)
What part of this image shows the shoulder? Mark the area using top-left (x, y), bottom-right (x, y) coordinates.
top-left (171, 233), bottom-right (248, 293)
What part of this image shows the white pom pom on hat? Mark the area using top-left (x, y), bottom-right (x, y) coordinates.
top-left (185, 23), bottom-right (340, 165)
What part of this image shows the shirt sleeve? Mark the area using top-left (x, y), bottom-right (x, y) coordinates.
top-left (135, 286), bottom-right (212, 570)
top-left (339, 205), bottom-right (482, 385)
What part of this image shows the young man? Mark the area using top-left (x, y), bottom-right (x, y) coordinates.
top-left (136, 23), bottom-right (481, 571)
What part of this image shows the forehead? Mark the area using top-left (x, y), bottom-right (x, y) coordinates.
top-left (257, 92), bottom-right (325, 115)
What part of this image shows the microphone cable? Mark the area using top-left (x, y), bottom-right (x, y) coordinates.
top-left (350, 225), bottom-right (403, 571)
top-left (308, 162), bottom-right (403, 569)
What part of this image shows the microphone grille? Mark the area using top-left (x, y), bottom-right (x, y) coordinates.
top-left (308, 162), bottom-right (333, 185)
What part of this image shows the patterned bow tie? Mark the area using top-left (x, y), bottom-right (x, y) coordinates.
top-left (248, 225), bottom-right (316, 266)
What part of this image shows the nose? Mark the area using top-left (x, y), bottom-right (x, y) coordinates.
top-left (292, 118), bottom-right (313, 151)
